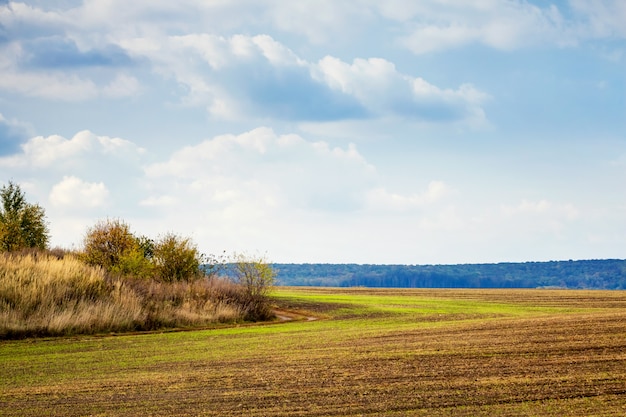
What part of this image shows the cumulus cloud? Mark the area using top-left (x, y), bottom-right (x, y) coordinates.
top-left (0, 128), bottom-right (150, 247)
top-left (122, 33), bottom-right (367, 121)
top-left (0, 66), bottom-right (100, 100)
top-left (143, 127), bottom-right (376, 212)
top-left (6, 0), bottom-right (615, 120)
top-left (0, 2), bottom-right (68, 40)
top-left (0, 66), bottom-right (140, 101)
top-left (263, 1), bottom-right (373, 45)
top-left (0, 129), bottom-right (145, 168)
top-left (122, 33), bottom-right (487, 123)
top-left (393, 1), bottom-right (571, 54)
top-left (3, 1), bottom-right (623, 62)
top-left (315, 56), bottom-right (489, 122)
top-left (0, 3), bottom-right (140, 101)
top-left (132, 126), bottom-right (466, 260)
top-left (49, 176), bottom-right (109, 209)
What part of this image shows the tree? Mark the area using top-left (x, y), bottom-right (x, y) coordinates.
top-left (152, 232), bottom-right (203, 282)
top-left (82, 218), bottom-right (145, 274)
top-left (0, 181), bottom-right (49, 252)
top-left (81, 220), bottom-right (206, 281)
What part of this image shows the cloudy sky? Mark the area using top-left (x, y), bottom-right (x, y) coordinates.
top-left (0, 0), bottom-right (624, 264)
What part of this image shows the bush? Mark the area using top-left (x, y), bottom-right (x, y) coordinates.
top-left (230, 253), bottom-right (276, 321)
top-left (0, 181), bottom-right (49, 252)
top-left (81, 220), bottom-right (206, 282)
top-left (153, 233), bottom-right (203, 282)
top-left (82, 218), bottom-right (142, 272)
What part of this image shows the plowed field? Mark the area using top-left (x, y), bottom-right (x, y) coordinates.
top-left (1, 288), bottom-right (626, 416)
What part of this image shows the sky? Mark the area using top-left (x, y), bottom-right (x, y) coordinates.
top-left (0, 0), bottom-right (624, 265)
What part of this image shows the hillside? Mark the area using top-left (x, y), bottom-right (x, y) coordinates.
top-left (272, 259), bottom-right (626, 289)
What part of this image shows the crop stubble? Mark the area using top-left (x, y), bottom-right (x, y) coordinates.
top-left (1, 288), bottom-right (626, 416)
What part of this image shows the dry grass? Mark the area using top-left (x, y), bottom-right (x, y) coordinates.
top-left (0, 252), bottom-right (245, 339)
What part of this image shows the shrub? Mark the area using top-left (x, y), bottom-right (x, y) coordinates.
top-left (81, 220), bottom-right (205, 282)
top-left (81, 218), bottom-right (150, 277)
top-left (152, 233), bottom-right (203, 282)
top-left (0, 181), bottom-right (49, 252)
top-left (230, 253), bottom-right (276, 321)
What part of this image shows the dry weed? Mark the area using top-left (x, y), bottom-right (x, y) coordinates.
top-left (0, 253), bottom-right (245, 338)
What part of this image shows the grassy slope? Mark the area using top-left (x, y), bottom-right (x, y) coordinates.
top-left (0, 253), bottom-right (247, 338)
top-left (1, 288), bottom-right (626, 416)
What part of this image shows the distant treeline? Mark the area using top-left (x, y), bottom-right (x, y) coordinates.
top-left (272, 259), bottom-right (626, 289)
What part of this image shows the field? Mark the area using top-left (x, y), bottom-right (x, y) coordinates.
top-left (1, 287), bottom-right (626, 416)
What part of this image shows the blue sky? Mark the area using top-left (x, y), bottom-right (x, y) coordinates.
top-left (0, 0), bottom-right (624, 264)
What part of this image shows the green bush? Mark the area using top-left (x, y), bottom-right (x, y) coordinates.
top-left (82, 219), bottom-right (145, 273)
top-left (153, 233), bottom-right (203, 282)
top-left (81, 220), bottom-right (205, 282)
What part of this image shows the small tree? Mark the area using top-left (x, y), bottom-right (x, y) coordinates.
top-left (231, 253), bottom-right (276, 321)
top-left (82, 218), bottom-right (146, 275)
top-left (0, 181), bottom-right (49, 252)
top-left (152, 233), bottom-right (203, 282)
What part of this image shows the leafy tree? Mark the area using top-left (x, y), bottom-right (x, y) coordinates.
top-left (152, 233), bottom-right (203, 282)
top-left (81, 220), bottom-right (206, 281)
top-left (82, 218), bottom-right (145, 274)
top-left (0, 181), bottom-right (49, 252)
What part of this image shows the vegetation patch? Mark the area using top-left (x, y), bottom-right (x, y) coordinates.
top-left (0, 252), bottom-right (247, 339)
top-left (2, 288), bottom-right (626, 416)
top-left (0, 181), bottom-right (277, 339)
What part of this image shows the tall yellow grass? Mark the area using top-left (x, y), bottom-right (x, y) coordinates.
top-left (0, 253), bottom-right (243, 339)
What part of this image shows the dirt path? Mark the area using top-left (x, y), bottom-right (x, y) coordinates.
top-left (272, 308), bottom-right (319, 322)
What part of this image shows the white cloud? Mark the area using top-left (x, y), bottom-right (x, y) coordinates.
top-left (0, 66), bottom-right (100, 101)
top-left (143, 127), bottom-right (376, 212)
top-left (102, 73), bottom-right (141, 98)
top-left (0, 41), bottom-right (138, 101)
top-left (497, 199), bottom-right (581, 238)
top-left (569, 0), bottom-right (626, 38)
top-left (264, 1), bottom-right (373, 44)
top-left (0, 2), bottom-right (68, 34)
top-left (49, 175), bottom-right (109, 209)
top-left (0, 3), bottom-right (140, 101)
top-left (0, 130), bottom-right (145, 168)
top-left (366, 181), bottom-right (450, 212)
top-left (396, 1), bottom-right (571, 54)
top-left (122, 33), bottom-right (488, 123)
top-left (4, 1), bottom-right (623, 62)
top-left (6, 1), bottom-right (610, 124)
